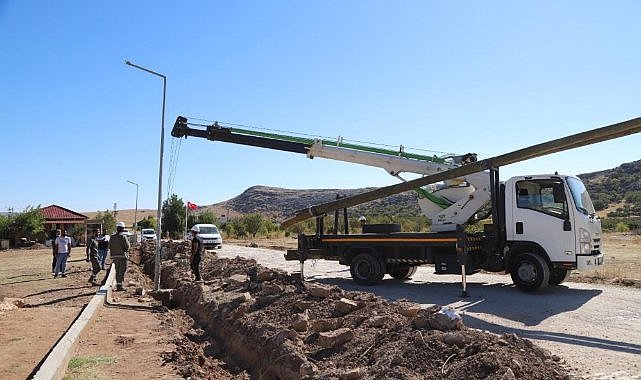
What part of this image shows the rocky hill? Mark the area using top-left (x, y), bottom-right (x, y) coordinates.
top-left (205, 158), bottom-right (641, 220)
top-left (579, 159), bottom-right (641, 212)
top-left (212, 185), bottom-right (422, 220)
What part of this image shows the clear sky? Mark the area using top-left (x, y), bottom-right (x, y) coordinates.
top-left (1, 1), bottom-right (640, 214)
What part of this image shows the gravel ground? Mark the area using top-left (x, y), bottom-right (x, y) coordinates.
top-left (216, 244), bottom-right (641, 380)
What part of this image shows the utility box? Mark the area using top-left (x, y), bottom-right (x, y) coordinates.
top-left (0, 240), bottom-right (9, 250)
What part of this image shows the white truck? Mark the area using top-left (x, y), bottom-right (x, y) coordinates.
top-left (172, 116), bottom-right (613, 291)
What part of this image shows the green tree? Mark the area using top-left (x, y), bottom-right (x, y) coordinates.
top-left (615, 222), bottom-right (630, 233)
top-left (137, 216), bottom-right (157, 229)
top-left (12, 206), bottom-right (45, 238)
top-left (95, 210), bottom-right (116, 234)
top-left (197, 211), bottom-right (218, 224)
top-left (230, 218), bottom-right (247, 238)
top-left (0, 214), bottom-right (10, 239)
top-left (187, 210), bottom-right (218, 227)
top-left (162, 194), bottom-right (185, 238)
top-left (243, 214), bottom-right (264, 238)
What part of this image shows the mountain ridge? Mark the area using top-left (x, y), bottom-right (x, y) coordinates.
top-left (88, 159), bottom-right (641, 222)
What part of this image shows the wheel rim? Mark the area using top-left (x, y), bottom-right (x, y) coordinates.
top-left (517, 261), bottom-right (537, 283)
top-left (355, 260), bottom-right (372, 279)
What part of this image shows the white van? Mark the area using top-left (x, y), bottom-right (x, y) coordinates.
top-left (141, 228), bottom-right (157, 241)
top-left (192, 224), bottom-right (223, 249)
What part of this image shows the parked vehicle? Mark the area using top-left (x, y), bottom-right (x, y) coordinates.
top-left (192, 223), bottom-right (223, 249)
top-left (141, 228), bottom-right (157, 241)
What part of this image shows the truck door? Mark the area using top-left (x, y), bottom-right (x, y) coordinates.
top-left (506, 177), bottom-right (575, 263)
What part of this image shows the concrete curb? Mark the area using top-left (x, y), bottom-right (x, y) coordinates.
top-left (32, 264), bottom-right (116, 380)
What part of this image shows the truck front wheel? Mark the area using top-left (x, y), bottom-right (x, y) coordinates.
top-left (389, 265), bottom-right (417, 280)
top-left (350, 253), bottom-right (384, 285)
top-left (510, 252), bottom-right (550, 292)
top-left (549, 268), bottom-right (570, 285)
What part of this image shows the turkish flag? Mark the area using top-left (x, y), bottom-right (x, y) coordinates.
top-left (187, 201), bottom-right (198, 210)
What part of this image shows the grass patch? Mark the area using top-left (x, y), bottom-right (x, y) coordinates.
top-left (67, 355), bottom-right (116, 370)
top-left (9, 336), bottom-right (25, 342)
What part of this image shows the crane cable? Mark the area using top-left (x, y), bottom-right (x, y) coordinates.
top-left (166, 134), bottom-right (182, 199)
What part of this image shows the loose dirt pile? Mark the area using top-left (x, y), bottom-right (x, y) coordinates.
top-left (138, 242), bottom-right (570, 379)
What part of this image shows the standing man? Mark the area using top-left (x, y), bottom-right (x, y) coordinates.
top-left (51, 229), bottom-right (61, 275)
top-left (190, 225), bottom-right (204, 282)
top-left (86, 228), bottom-right (101, 285)
top-left (54, 230), bottom-right (72, 278)
top-left (358, 215), bottom-right (367, 230)
top-left (97, 230), bottom-right (110, 270)
top-left (108, 221), bottom-right (130, 291)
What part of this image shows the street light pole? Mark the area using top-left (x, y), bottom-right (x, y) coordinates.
top-left (126, 180), bottom-right (138, 238)
top-left (125, 60), bottom-right (166, 291)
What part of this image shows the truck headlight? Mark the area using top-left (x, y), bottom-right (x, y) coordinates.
top-left (580, 242), bottom-right (591, 254)
top-left (579, 228), bottom-right (591, 243)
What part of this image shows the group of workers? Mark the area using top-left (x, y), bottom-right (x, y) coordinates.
top-left (51, 221), bottom-right (206, 290)
top-left (51, 221), bottom-right (131, 291)
top-left (51, 216), bottom-right (370, 290)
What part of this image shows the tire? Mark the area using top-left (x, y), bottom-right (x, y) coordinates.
top-left (350, 253), bottom-right (384, 285)
top-left (510, 252), bottom-right (550, 292)
top-left (389, 265), bottom-right (417, 280)
top-left (549, 268), bottom-right (570, 285)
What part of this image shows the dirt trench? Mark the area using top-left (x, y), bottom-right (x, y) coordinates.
top-left (139, 242), bottom-right (571, 379)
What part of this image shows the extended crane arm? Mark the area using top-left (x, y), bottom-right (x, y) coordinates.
top-left (172, 116), bottom-right (309, 155)
top-left (172, 115), bottom-right (490, 231)
top-left (172, 116), bottom-right (470, 176)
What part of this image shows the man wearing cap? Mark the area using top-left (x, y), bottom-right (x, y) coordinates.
top-left (108, 222), bottom-right (130, 291)
top-left (190, 225), bottom-right (204, 282)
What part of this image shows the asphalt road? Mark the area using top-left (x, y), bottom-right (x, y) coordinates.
top-left (217, 244), bottom-right (641, 380)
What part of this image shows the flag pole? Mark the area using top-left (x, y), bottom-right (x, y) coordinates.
top-left (185, 202), bottom-right (188, 237)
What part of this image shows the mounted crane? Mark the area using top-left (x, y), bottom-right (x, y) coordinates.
top-left (172, 115), bottom-right (641, 292)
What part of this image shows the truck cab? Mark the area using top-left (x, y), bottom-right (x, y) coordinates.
top-left (503, 174), bottom-right (603, 290)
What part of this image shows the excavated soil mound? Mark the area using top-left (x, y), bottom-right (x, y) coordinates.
top-left (139, 242), bottom-right (570, 379)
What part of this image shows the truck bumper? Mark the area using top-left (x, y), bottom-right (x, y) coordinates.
top-left (576, 253), bottom-right (604, 271)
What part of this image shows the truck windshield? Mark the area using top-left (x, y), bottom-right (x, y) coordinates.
top-left (566, 177), bottom-right (596, 216)
top-left (142, 229), bottom-right (154, 235)
top-left (199, 226), bottom-right (219, 234)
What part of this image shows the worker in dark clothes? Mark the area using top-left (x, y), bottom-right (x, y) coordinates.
top-left (108, 221), bottom-right (130, 291)
top-left (190, 225), bottom-right (204, 282)
top-left (358, 215), bottom-right (367, 232)
top-left (86, 228), bottom-right (101, 285)
top-left (51, 229), bottom-right (60, 275)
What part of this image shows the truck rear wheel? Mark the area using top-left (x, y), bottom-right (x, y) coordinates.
top-left (350, 253), bottom-right (384, 285)
top-left (549, 268), bottom-right (570, 285)
top-left (389, 265), bottom-right (417, 280)
top-left (510, 252), bottom-right (550, 292)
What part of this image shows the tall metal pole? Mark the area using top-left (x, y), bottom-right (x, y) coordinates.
top-left (125, 60), bottom-right (166, 291)
top-left (126, 180), bottom-right (138, 238)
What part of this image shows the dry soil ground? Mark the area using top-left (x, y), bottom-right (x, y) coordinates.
top-left (0, 234), bottom-right (639, 379)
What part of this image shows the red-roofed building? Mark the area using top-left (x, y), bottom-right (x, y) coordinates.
top-left (42, 205), bottom-right (88, 241)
